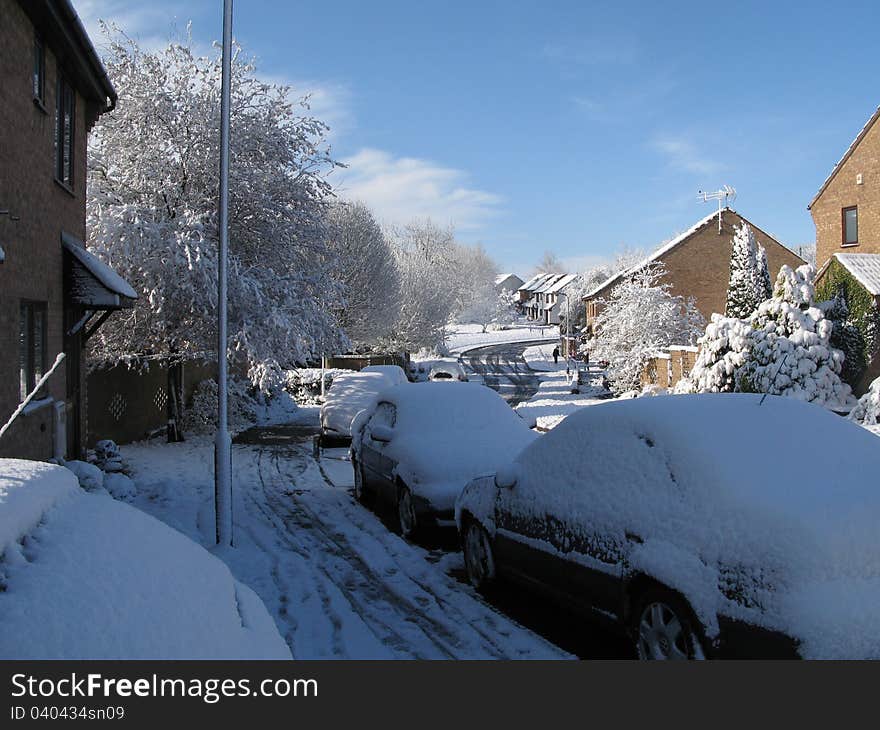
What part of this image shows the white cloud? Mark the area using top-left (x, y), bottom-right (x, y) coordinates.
top-left (74, 0), bottom-right (183, 52)
top-left (651, 135), bottom-right (721, 176)
top-left (335, 149), bottom-right (503, 232)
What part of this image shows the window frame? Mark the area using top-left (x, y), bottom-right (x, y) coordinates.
top-left (55, 75), bottom-right (75, 190)
top-left (33, 34), bottom-right (46, 110)
top-left (19, 301), bottom-right (49, 401)
top-left (842, 206), bottom-right (859, 247)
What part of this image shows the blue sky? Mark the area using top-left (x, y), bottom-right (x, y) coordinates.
top-left (78, 0), bottom-right (880, 274)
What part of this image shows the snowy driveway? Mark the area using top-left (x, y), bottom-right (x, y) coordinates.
top-left (123, 426), bottom-right (568, 659)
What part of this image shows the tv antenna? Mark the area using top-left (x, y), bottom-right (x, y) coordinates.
top-left (697, 185), bottom-right (736, 234)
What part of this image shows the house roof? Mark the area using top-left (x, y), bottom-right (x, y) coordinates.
top-left (583, 208), bottom-right (801, 301)
top-left (584, 208), bottom-right (725, 300)
top-left (518, 272), bottom-right (555, 293)
top-left (545, 273), bottom-right (577, 294)
top-left (826, 252), bottom-right (880, 296)
top-left (18, 0), bottom-right (117, 114)
top-left (495, 272), bottom-right (522, 286)
top-left (808, 105), bottom-right (880, 210)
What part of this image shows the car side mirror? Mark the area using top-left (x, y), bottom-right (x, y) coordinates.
top-left (494, 464), bottom-right (519, 489)
top-left (370, 425), bottom-right (394, 443)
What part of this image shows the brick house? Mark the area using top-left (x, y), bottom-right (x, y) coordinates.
top-left (583, 208), bottom-right (805, 335)
top-left (0, 0), bottom-right (136, 461)
top-left (810, 104), bottom-right (880, 392)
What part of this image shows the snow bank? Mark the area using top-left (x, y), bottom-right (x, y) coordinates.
top-left (0, 459), bottom-right (290, 659)
top-left (503, 395), bottom-right (880, 657)
top-left (0, 460), bottom-right (78, 549)
top-left (357, 383), bottom-right (537, 511)
top-left (849, 376), bottom-right (880, 427)
top-left (320, 370), bottom-right (407, 437)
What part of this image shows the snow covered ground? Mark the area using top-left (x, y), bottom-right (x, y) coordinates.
top-left (0, 459), bottom-right (289, 659)
top-left (121, 423), bottom-right (569, 659)
top-left (445, 322), bottom-right (559, 355)
top-left (515, 344), bottom-right (612, 430)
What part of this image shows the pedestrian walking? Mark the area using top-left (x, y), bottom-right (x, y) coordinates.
top-left (552, 346), bottom-right (559, 365)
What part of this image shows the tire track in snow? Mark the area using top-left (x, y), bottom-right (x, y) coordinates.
top-left (259, 443), bottom-right (568, 659)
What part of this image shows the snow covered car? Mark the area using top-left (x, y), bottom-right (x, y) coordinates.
top-left (320, 370), bottom-right (407, 443)
top-left (351, 382), bottom-right (538, 538)
top-left (0, 459), bottom-right (290, 659)
top-left (427, 361), bottom-right (469, 382)
top-left (456, 394), bottom-right (880, 660)
top-left (361, 364), bottom-right (410, 384)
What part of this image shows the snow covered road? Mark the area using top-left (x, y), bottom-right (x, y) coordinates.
top-left (123, 429), bottom-right (569, 660)
top-left (462, 341), bottom-right (546, 406)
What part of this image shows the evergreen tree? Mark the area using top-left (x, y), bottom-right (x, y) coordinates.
top-left (756, 245), bottom-right (773, 301)
top-left (726, 224), bottom-right (762, 318)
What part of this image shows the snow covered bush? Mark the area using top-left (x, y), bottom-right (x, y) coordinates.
top-left (820, 291), bottom-right (867, 388)
top-left (726, 223), bottom-right (771, 318)
top-left (848, 376), bottom-right (880, 426)
top-left (87, 27), bottom-right (347, 390)
top-left (681, 265), bottom-right (853, 408)
top-left (591, 263), bottom-right (704, 394)
top-left (180, 378), bottom-right (258, 435)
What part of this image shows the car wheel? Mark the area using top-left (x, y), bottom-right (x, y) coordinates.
top-left (352, 460), bottom-right (368, 505)
top-left (462, 520), bottom-right (496, 593)
top-left (631, 588), bottom-right (706, 660)
top-left (397, 484), bottom-right (418, 539)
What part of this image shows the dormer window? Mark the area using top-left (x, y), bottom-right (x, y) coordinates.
top-left (842, 206), bottom-right (858, 246)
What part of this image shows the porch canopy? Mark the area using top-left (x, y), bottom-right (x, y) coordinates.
top-left (62, 232), bottom-right (137, 340)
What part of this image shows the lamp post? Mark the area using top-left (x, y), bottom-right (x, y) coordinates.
top-left (215, 0), bottom-right (234, 546)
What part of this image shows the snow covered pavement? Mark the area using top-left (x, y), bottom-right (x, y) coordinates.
top-left (122, 428), bottom-right (569, 660)
top-left (515, 345), bottom-right (613, 429)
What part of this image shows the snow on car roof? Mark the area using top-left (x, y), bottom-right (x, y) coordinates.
top-left (361, 364), bottom-right (409, 384)
top-left (526, 393), bottom-right (880, 527)
top-left (321, 370), bottom-right (406, 435)
top-left (373, 383), bottom-right (538, 499)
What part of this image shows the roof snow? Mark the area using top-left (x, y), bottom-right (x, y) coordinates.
top-left (809, 105), bottom-right (880, 210)
top-left (62, 233), bottom-right (138, 300)
top-left (584, 208), bottom-right (725, 299)
top-left (518, 272), bottom-right (554, 292)
top-left (495, 272), bottom-right (520, 285)
top-left (833, 252), bottom-right (880, 296)
top-left (545, 273), bottom-right (577, 293)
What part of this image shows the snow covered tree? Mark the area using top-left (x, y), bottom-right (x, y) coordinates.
top-left (680, 264), bottom-right (852, 407)
top-left (591, 263), bottom-right (705, 394)
top-left (384, 220), bottom-right (460, 351)
top-left (457, 286), bottom-right (517, 332)
top-left (87, 27), bottom-right (347, 390)
top-left (532, 250), bottom-right (566, 276)
top-left (726, 223), bottom-right (767, 318)
top-left (324, 201), bottom-right (400, 350)
top-left (848, 376), bottom-right (880, 426)
top-left (756, 245), bottom-right (773, 301)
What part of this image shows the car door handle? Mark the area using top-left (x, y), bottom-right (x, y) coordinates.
top-left (625, 531), bottom-right (644, 544)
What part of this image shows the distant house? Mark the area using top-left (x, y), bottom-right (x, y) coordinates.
top-left (494, 272), bottom-right (524, 293)
top-left (810, 104), bottom-right (880, 392)
top-left (0, 0), bottom-right (136, 461)
top-left (517, 273), bottom-right (576, 325)
top-left (582, 208), bottom-right (804, 335)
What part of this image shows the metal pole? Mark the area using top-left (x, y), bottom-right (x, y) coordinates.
top-left (214, 0), bottom-right (234, 546)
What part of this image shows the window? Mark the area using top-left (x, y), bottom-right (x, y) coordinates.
top-left (33, 35), bottom-right (45, 106)
top-left (55, 77), bottom-right (75, 187)
top-left (19, 302), bottom-right (48, 400)
top-left (843, 206), bottom-right (858, 246)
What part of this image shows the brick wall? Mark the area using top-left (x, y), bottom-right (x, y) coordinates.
top-left (811, 113), bottom-right (880, 272)
top-left (0, 0), bottom-right (93, 459)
